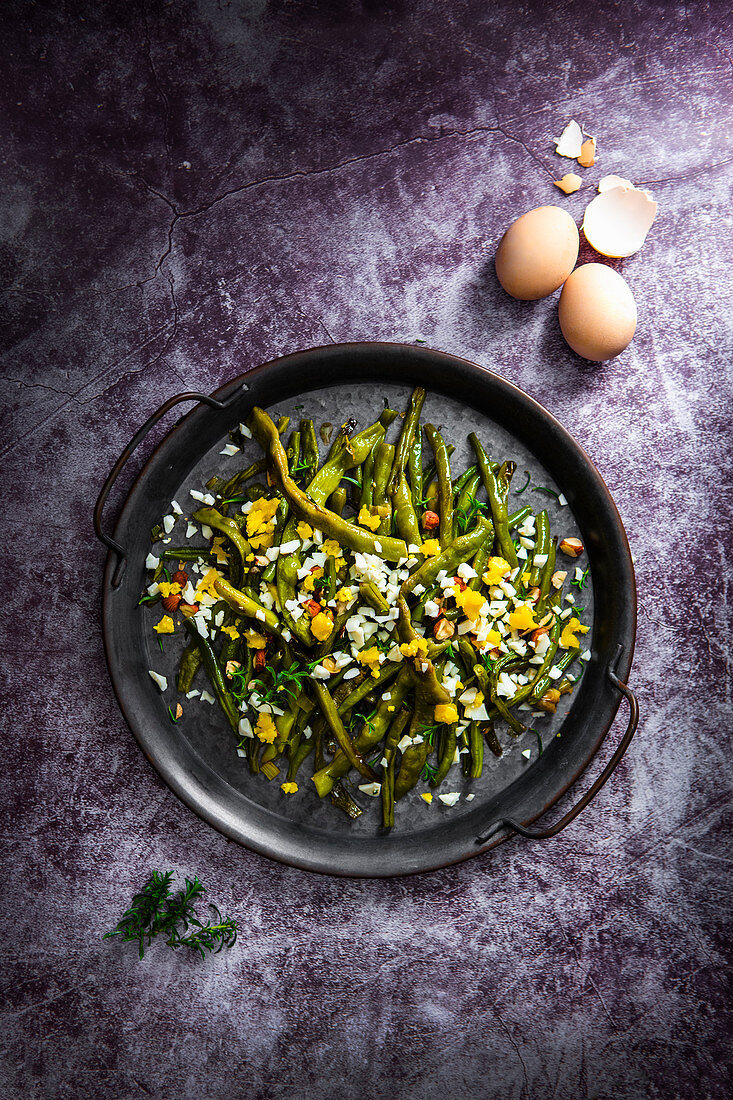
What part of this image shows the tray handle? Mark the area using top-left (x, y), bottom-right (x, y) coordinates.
top-left (475, 644), bottom-right (638, 845)
top-left (94, 387), bottom-right (245, 588)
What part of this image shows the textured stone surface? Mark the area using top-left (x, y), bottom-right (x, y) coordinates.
top-left (1, 1), bottom-right (732, 1097)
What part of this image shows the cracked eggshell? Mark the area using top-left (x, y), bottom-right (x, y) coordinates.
top-left (598, 174), bottom-right (634, 193)
top-left (495, 206), bottom-right (579, 301)
top-left (558, 263), bottom-right (637, 361)
top-left (554, 172), bottom-right (583, 194)
top-left (583, 185), bottom-right (658, 257)
top-left (554, 120), bottom-right (583, 158)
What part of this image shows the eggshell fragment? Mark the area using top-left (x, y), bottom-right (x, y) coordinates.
top-left (495, 206), bottom-right (579, 301)
top-left (582, 185), bottom-right (657, 257)
top-left (554, 173), bottom-right (583, 195)
top-left (598, 174), bottom-right (634, 193)
top-left (578, 137), bottom-right (596, 167)
top-left (558, 263), bottom-right (637, 361)
top-left (554, 120), bottom-right (583, 158)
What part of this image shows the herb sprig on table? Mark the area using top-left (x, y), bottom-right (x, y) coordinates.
top-left (104, 871), bottom-right (238, 959)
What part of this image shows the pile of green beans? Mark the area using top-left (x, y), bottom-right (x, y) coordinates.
top-left (145, 388), bottom-right (587, 828)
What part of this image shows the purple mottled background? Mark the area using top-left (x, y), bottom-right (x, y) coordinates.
top-left (1, 1), bottom-right (732, 1097)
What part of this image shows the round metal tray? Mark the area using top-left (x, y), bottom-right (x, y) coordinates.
top-left (96, 343), bottom-right (638, 877)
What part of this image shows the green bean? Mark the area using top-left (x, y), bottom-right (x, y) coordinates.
top-left (508, 505), bottom-right (532, 530)
top-left (424, 425), bottom-right (453, 549)
top-left (407, 436), bottom-right (423, 511)
top-left (465, 721), bottom-right (484, 778)
top-left (388, 387), bottom-right (426, 495)
top-left (530, 645), bottom-right (579, 703)
top-left (177, 639), bottom-right (202, 693)
top-left (311, 681), bottom-right (377, 781)
top-left (192, 507), bottom-right (251, 587)
top-left (249, 407), bottom-right (407, 562)
top-left (329, 487), bottom-right (347, 517)
top-left (529, 510), bottom-right (550, 587)
top-left (312, 667), bottom-right (412, 796)
top-left (182, 618), bottom-right (240, 734)
top-left (330, 782), bottom-right (363, 820)
top-left (469, 434), bottom-right (518, 568)
top-left (393, 472), bottom-right (422, 545)
top-left (161, 547), bottom-right (215, 564)
top-left (359, 445), bottom-right (376, 510)
top-left (372, 441), bottom-right (394, 537)
top-left (430, 724), bottom-right (457, 787)
top-left (213, 577), bottom-right (283, 638)
top-left (359, 581), bottom-right (390, 614)
top-left (381, 709), bottom-right (410, 828)
top-left (299, 419), bottom-right (320, 483)
top-left (483, 719), bottom-right (502, 758)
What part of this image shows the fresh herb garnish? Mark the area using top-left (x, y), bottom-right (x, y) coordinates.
top-left (515, 471), bottom-right (531, 496)
top-left (421, 760), bottom-right (438, 781)
top-left (531, 486), bottom-right (561, 500)
top-left (234, 661), bottom-right (311, 707)
top-left (294, 404), bottom-right (304, 412)
top-left (530, 728), bottom-right (543, 756)
top-left (571, 567), bottom-right (590, 592)
top-left (456, 494), bottom-right (488, 534)
top-left (340, 475), bottom-right (361, 488)
top-left (167, 704), bottom-right (179, 723)
top-left (137, 593), bottom-right (159, 606)
top-left (103, 872), bottom-right (238, 960)
top-left (157, 637), bottom-right (164, 652)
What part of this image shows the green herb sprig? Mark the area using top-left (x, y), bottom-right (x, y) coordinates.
top-left (104, 871), bottom-right (238, 960)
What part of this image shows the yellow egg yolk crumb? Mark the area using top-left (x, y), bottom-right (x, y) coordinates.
top-left (244, 630), bottom-right (267, 649)
top-left (310, 611), bottom-right (333, 641)
top-left (281, 782), bottom-right (298, 794)
top-left (296, 520), bottom-right (313, 540)
top-left (322, 538), bottom-right (342, 558)
top-left (221, 625), bottom-right (240, 640)
top-left (420, 539), bottom-right (440, 557)
top-left (400, 637), bottom-right (429, 659)
top-left (560, 617), bottom-right (590, 648)
top-left (153, 615), bottom-right (175, 634)
top-left (357, 506), bottom-right (381, 531)
top-left (434, 703), bottom-right (459, 724)
top-left (421, 793), bottom-right (433, 804)
top-left (255, 713), bottom-right (278, 743)
top-left (455, 587), bottom-right (485, 621)
top-left (508, 604), bottom-right (538, 632)
top-left (482, 557), bottom-right (512, 585)
top-left (357, 647), bottom-right (382, 676)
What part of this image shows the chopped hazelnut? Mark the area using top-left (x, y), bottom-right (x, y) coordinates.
top-left (559, 537), bottom-right (584, 558)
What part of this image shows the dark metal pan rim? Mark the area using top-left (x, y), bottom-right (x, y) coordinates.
top-left (98, 341), bottom-right (638, 877)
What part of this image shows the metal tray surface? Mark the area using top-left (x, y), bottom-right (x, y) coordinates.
top-left (100, 343), bottom-right (636, 876)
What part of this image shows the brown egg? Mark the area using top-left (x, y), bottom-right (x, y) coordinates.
top-left (558, 263), bottom-right (637, 361)
top-left (495, 206), bottom-right (579, 300)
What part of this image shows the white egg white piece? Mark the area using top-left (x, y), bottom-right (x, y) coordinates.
top-left (554, 119), bottom-right (584, 158)
top-left (583, 185), bottom-right (658, 258)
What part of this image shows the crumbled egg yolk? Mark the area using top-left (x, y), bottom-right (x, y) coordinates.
top-left (334, 586), bottom-right (353, 603)
top-left (280, 782), bottom-right (298, 794)
top-left (357, 646), bottom-right (382, 676)
top-left (296, 520), bottom-right (313, 540)
top-left (420, 539), bottom-right (440, 557)
top-left (454, 587), bottom-right (485, 621)
top-left (482, 557), bottom-right (512, 585)
top-left (221, 625), bottom-right (240, 640)
top-left (400, 637), bottom-right (429, 659)
top-left (310, 611), bottom-right (333, 641)
top-left (153, 615), bottom-right (175, 634)
top-left (255, 713), bottom-right (278, 743)
top-left (560, 617), bottom-right (590, 648)
top-left (434, 703), bottom-right (459, 724)
top-left (244, 630), bottom-right (267, 649)
top-left (421, 793), bottom-right (433, 804)
top-left (246, 497), bottom-right (279, 548)
top-left (157, 581), bottom-right (182, 598)
top-left (357, 506), bottom-right (381, 531)
top-left (194, 567), bottom-right (224, 602)
top-left (485, 628), bottom-right (502, 647)
top-left (507, 604), bottom-right (538, 632)
top-left (322, 538), bottom-right (343, 558)
top-left (303, 566), bottom-right (323, 592)
top-left (211, 537), bottom-right (229, 564)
